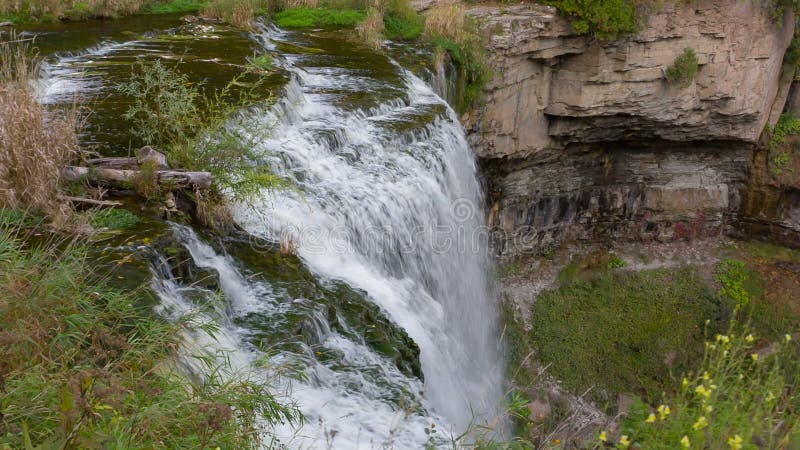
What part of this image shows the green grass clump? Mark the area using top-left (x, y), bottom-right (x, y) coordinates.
top-left (384, 15), bottom-right (423, 40)
top-left (0, 219), bottom-right (300, 448)
top-left (530, 268), bottom-right (731, 405)
top-left (274, 7), bottom-right (366, 28)
top-left (545, 0), bottom-right (639, 40)
top-left (666, 47), bottom-right (699, 87)
top-left (142, 0), bottom-right (207, 14)
top-left (767, 113), bottom-right (800, 175)
top-left (89, 207), bottom-right (141, 230)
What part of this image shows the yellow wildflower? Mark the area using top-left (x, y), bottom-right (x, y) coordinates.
top-left (707, 343), bottom-right (717, 350)
top-left (599, 431), bottom-right (608, 442)
top-left (745, 334), bottom-right (755, 343)
top-left (716, 334), bottom-right (730, 344)
top-left (695, 385), bottom-right (711, 398)
top-left (692, 416), bottom-right (708, 431)
top-left (657, 404), bottom-right (671, 420)
top-left (751, 353), bottom-right (759, 362)
top-left (785, 334), bottom-right (792, 343)
top-left (705, 404), bottom-right (714, 413)
top-left (766, 391), bottom-right (776, 402)
top-left (702, 371), bottom-right (711, 381)
top-left (618, 435), bottom-right (630, 449)
top-left (682, 378), bottom-right (689, 390)
top-left (680, 435), bottom-right (691, 448)
top-left (645, 413), bottom-right (656, 423)
top-left (728, 435), bottom-right (743, 450)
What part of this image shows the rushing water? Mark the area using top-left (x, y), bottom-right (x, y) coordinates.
top-left (28, 17), bottom-right (504, 448)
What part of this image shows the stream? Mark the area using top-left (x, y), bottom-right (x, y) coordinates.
top-left (20, 15), bottom-right (505, 448)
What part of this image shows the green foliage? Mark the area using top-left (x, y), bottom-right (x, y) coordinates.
top-left (116, 60), bottom-right (201, 149)
top-left (142, 0), bottom-right (207, 14)
top-left (716, 259), bottom-right (753, 307)
top-left (274, 7), bottom-right (366, 27)
top-left (529, 268), bottom-right (732, 406)
top-left (607, 254), bottom-right (627, 269)
top-left (432, 36), bottom-right (490, 113)
top-left (250, 53), bottom-right (274, 71)
top-left (0, 219), bottom-right (301, 448)
top-left (89, 208), bottom-right (141, 230)
top-left (767, 114), bottom-right (800, 175)
top-left (666, 47), bottom-right (699, 87)
top-left (384, 15), bottom-right (423, 40)
top-left (545, 0), bottom-right (639, 40)
top-left (0, 208), bottom-right (45, 227)
top-left (613, 322), bottom-right (800, 450)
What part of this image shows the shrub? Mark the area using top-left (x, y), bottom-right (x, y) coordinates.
top-left (767, 114), bottom-right (800, 176)
top-left (666, 47), bottom-right (699, 87)
top-left (0, 36), bottom-right (78, 221)
top-left (0, 218), bottom-right (301, 448)
top-left (116, 61), bottom-right (287, 229)
top-left (545, 0), bottom-right (639, 40)
top-left (250, 53), bottom-right (274, 71)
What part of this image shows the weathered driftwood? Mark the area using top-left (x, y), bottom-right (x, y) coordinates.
top-left (85, 157), bottom-right (140, 170)
top-left (62, 166), bottom-right (212, 189)
top-left (57, 195), bottom-right (123, 207)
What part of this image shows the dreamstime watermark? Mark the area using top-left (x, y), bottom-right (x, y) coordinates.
top-left (244, 198), bottom-right (545, 256)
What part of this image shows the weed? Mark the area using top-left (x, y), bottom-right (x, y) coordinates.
top-left (357, 7), bottom-right (384, 48)
top-left (203, 0), bottom-right (267, 28)
top-left (142, 0), bottom-right (207, 14)
top-left (250, 53), bottom-right (274, 71)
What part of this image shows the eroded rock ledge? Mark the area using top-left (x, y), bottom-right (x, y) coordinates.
top-left (466, 0), bottom-right (796, 255)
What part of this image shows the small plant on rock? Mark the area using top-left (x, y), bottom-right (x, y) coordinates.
top-left (666, 48), bottom-right (700, 87)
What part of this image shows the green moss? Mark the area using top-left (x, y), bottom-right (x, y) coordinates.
top-left (665, 47), bottom-right (699, 87)
top-left (142, 0), bottom-right (207, 14)
top-left (529, 268), bottom-right (732, 407)
top-left (274, 7), bottom-right (366, 28)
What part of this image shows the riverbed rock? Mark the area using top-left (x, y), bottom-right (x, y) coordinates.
top-left (466, 0), bottom-right (796, 255)
top-left (0, 21), bottom-right (14, 27)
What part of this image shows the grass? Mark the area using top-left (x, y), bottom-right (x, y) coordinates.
top-left (203, 0), bottom-right (267, 28)
top-left (767, 113), bottom-right (800, 176)
top-left (0, 34), bottom-right (78, 222)
top-left (141, 0), bottom-right (207, 14)
top-left (273, 7), bottom-right (365, 27)
top-left (530, 268), bottom-right (730, 407)
top-left (250, 53), bottom-right (274, 70)
top-left (383, 15), bottom-right (422, 40)
top-left (0, 216), bottom-right (301, 448)
top-left (356, 7), bottom-right (384, 48)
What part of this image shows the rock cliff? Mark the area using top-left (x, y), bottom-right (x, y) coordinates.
top-left (465, 0), bottom-right (797, 255)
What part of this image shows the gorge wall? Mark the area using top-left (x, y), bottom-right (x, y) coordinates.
top-left (465, 0), bottom-right (798, 256)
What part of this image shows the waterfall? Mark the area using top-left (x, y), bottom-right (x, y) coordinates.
top-left (235, 25), bottom-right (506, 444)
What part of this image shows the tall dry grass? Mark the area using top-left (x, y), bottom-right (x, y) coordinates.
top-left (356, 6), bottom-right (384, 49)
top-left (0, 36), bottom-right (78, 220)
top-left (423, 0), bottom-right (465, 41)
top-left (203, 0), bottom-right (267, 28)
top-left (0, 0), bottom-right (145, 21)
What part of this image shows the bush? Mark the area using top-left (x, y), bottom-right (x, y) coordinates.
top-left (0, 36), bottom-right (78, 221)
top-left (117, 60), bottom-right (287, 229)
top-left (545, 0), bottom-right (639, 40)
top-left (250, 53), bottom-right (274, 71)
top-left (0, 220), bottom-right (301, 448)
top-left (356, 7), bottom-right (384, 48)
top-left (203, 0), bottom-right (267, 28)
top-left (666, 47), bottom-right (700, 87)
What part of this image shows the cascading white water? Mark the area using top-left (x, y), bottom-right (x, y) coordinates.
top-left (235, 25), bottom-right (506, 444)
top-left (35, 19), bottom-right (506, 448)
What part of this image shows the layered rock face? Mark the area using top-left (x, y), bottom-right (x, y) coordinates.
top-left (466, 1), bottom-right (795, 255)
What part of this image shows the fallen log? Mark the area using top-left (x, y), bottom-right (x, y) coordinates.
top-left (62, 166), bottom-right (213, 189)
top-left (58, 195), bottom-right (123, 207)
top-left (85, 157), bottom-right (140, 170)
